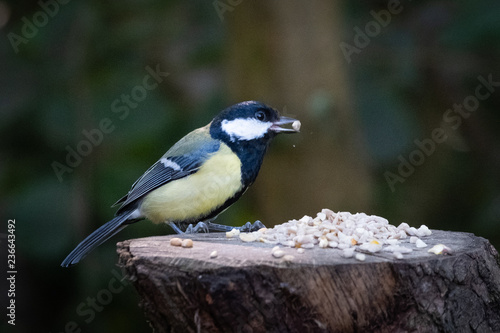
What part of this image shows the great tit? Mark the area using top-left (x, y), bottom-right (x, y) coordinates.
top-left (61, 101), bottom-right (300, 267)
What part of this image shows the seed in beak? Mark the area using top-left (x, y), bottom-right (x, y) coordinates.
top-left (292, 120), bottom-right (301, 132)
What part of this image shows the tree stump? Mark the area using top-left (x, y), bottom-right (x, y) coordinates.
top-left (117, 230), bottom-right (500, 333)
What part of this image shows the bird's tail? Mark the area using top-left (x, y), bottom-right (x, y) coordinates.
top-left (61, 210), bottom-right (140, 267)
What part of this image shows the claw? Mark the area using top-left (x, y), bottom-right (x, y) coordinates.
top-left (239, 221), bottom-right (253, 232)
top-left (239, 220), bottom-right (266, 232)
top-left (250, 220), bottom-right (266, 231)
top-left (185, 222), bottom-right (209, 234)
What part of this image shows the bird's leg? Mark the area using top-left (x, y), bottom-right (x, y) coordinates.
top-left (205, 222), bottom-right (234, 232)
top-left (207, 220), bottom-right (266, 232)
top-left (169, 223), bottom-right (185, 234)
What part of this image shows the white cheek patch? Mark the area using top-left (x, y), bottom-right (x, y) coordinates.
top-left (221, 118), bottom-right (272, 141)
top-left (160, 158), bottom-right (182, 171)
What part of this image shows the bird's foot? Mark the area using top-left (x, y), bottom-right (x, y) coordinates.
top-left (239, 220), bottom-right (266, 232)
top-left (170, 222), bottom-right (209, 234)
top-left (185, 221), bottom-right (210, 234)
top-left (207, 220), bottom-right (266, 232)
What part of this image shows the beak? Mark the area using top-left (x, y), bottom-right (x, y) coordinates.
top-left (270, 116), bottom-right (301, 133)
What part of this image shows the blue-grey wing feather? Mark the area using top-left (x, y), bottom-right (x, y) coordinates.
top-left (114, 126), bottom-right (220, 214)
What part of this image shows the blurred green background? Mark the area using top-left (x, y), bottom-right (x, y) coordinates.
top-left (1, 0), bottom-right (499, 332)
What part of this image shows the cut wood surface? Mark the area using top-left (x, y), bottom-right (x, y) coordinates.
top-left (117, 230), bottom-right (500, 333)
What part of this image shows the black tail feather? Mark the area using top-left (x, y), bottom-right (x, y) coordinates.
top-left (61, 211), bottom-right (139, 267)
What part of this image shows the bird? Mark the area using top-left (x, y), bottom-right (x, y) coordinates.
top-left (61, 101), bottom-right (300, 267)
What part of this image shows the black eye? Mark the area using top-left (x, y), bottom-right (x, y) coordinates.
top-left (255, 110), bottom-right (267, 121)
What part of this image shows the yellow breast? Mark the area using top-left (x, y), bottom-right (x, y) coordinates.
top-left (140, 143), bottom-right (243, 224)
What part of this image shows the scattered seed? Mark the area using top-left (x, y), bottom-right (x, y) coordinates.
top-left (393, 252), bottom-right (403, 259)
top-left (338, 243), bottom-right (349, 250)
top-left (181, 239), bottom-right (193, 248)
top-left (359, 240), bottom-right (383, 253)
top-left (272, 250), bottom-right (285, 258)
top-left (415, 239), bottom-right (427, 248)
top-left (386, 239), bottom-right (399, 245)
top-left (428, 244), bottom-right (452, 255)
top-left (318, 238), bottom-right (328, 248)
top-left (328, 241), bottom-right (338, 248)
top-left (384, 245), bottom-right (412, 254)
top-left (239, 233), bottom-right (258, 242)
top-left (170, 238), bottom-right (182, 247)
top-left (417, 225), bottom-right (432, 237)
top-left (343, 248), bottom-right (355, 258)
top-left (226, 228), bottom-right (240, 238)
top-left (355, 253), bottom-right (366, 261)
top-left (283, 255), bottom-right (295, 262)
top-left (210, 250), bottom-right (218, 259)
top-left (407, 227), bottom-right (418, 236)
top-left (317, 212), bottom-right (326, 220)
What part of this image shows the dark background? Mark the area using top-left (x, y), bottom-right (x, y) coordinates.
top-left (1, 0), bottom-right (499, 332)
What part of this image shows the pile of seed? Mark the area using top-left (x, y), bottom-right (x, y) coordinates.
top-left (240, 209), bottom-right (433, 260)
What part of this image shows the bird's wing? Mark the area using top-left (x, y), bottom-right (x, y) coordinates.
top-left (114, 125), bottom-right (220, 214)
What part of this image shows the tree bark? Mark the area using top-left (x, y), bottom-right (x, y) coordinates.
top-left (117, 230), bottom-right (500, 333)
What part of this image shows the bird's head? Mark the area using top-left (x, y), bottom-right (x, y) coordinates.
top-left (210, 101), bottom-right (300, 145)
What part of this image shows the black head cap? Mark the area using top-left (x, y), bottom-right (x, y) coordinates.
top-left (210, 101), bottom-right (298, 143)
top-left (210, 101), bottom-right (299, 184)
